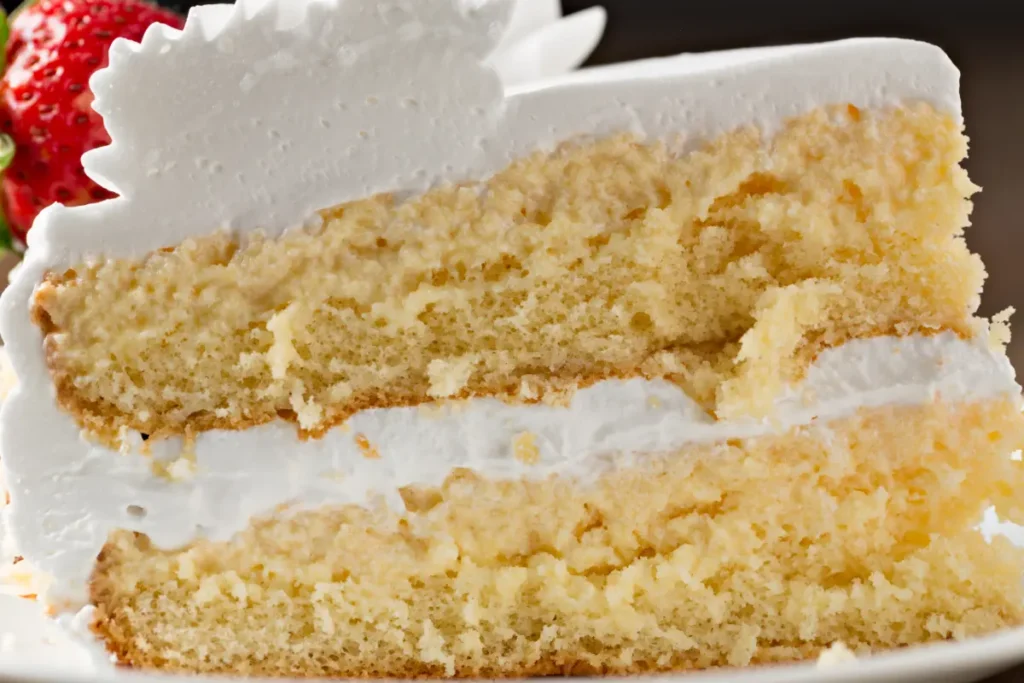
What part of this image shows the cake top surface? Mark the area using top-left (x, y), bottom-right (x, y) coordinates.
top-left (2, 1), bottom-right (958, 273)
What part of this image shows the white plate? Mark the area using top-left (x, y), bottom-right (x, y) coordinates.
top-left (0, 591), bottom-right (1021, 683)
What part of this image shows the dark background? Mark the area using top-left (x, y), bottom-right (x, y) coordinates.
top-left (2, 2), bottom-right (1023, 680)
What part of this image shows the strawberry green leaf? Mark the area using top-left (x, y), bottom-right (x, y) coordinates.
top-left (0, 219), bottom-right (13, 255)
top-left (0, 9), bottom-right (8, 74)
top-left (0, 134), bottom-right (14, 172)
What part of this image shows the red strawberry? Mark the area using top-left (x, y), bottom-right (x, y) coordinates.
top-left (0, 0), bottom-right (185, 248)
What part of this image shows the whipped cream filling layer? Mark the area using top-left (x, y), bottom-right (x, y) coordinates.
top-left (1, 332), bottom-right (1018, 604)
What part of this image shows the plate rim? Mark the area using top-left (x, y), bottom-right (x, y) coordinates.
top-left (1, 621), bottom-right (1023, 683)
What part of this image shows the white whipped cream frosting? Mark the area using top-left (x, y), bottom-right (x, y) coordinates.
top-left (485, 0), bottom-right (605, 86)
top-left (0, 0), bottom-right (1004, 604)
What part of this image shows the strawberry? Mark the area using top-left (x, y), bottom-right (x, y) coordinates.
top-left (0, 0), bottom-right (185, 249)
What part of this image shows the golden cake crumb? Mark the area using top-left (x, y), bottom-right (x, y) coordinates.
top-left (355, 434), bottom-right (381, 460)
top-left (427, 356), bottom-right (478, 399)
top-left (989, 308), bottom-right (1014, 351)
top-left (512, 432), bottom-right (539, 465)
top-left (34, 104), bottom-right (983, 443)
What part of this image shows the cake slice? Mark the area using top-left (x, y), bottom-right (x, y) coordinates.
top-left (2, 0), bottom-right (1023, 677)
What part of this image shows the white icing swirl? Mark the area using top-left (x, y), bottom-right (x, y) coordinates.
top-left (485, 0), bottom-right (605, 86)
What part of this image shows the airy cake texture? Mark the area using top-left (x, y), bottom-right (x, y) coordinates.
top-left (34, 104), bottom-right (982, 443)
top-left (90, 398), bottom-right (1024, 676)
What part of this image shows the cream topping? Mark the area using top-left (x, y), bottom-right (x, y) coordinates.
top-left (0, 0), bottom-right (978, 604)
top-left (485, 0), bottom-right (605, 86)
